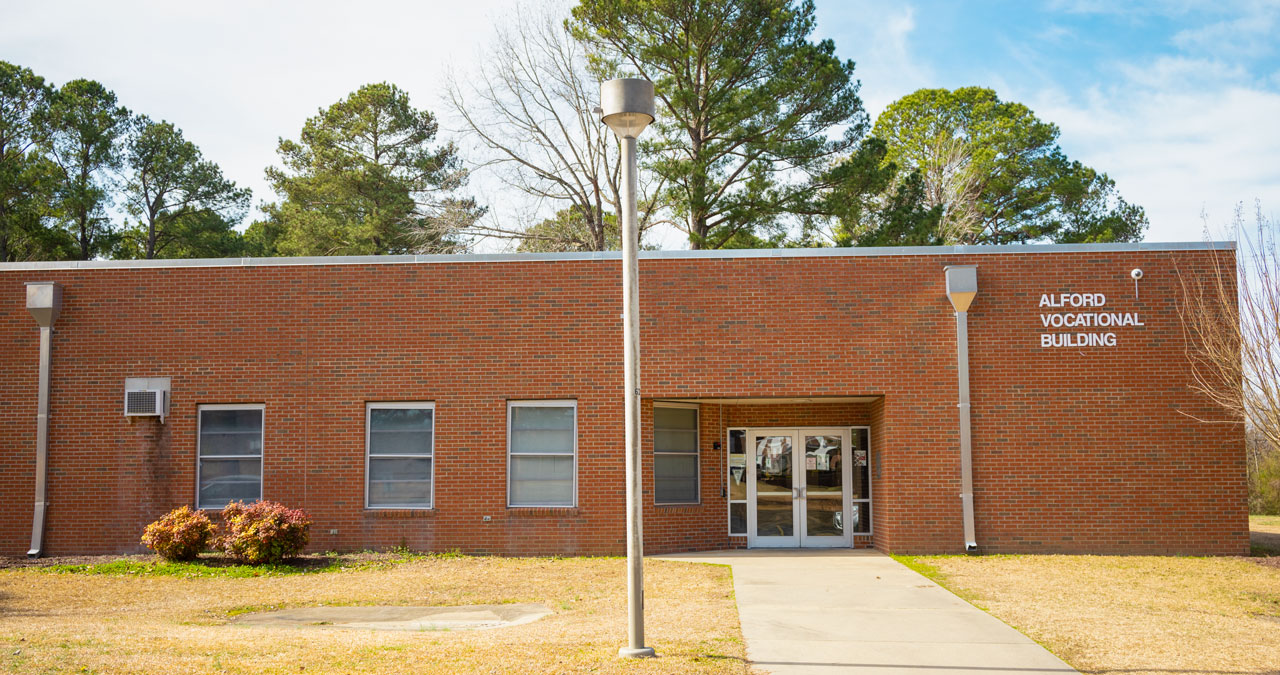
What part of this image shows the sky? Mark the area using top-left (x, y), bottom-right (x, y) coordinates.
top-left (3, 0), bottom-right (1278, 248)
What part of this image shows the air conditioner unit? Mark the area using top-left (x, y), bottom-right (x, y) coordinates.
top-left (124, 378), bottom-right (170, 422)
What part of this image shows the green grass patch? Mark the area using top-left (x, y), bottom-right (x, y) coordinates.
top-left (40, 558), bottom-right (335, 578)
top-left (224, 603), bottom-right (285, 617)
top-left (34, 549), bottom-right (479, 578)
top-left (891, 554), bottom-right (990, 609)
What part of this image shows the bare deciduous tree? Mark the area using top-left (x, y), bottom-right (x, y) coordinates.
top-left (1178, 203), bottom-right (1280, 511)
top-left (445, 3), bottom-right (665, 251)
top-left (920, 133), bottom-right (982, 244)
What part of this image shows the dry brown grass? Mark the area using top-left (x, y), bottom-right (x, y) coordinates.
top-left (915, 554), bottom-right (1280, 675)
top-left (1254, 515), bottom-right (1280, 531)
top-left (0, 556), bottom-right (748, 674)
top-left (1252, 515), bottom-right (1280, 555)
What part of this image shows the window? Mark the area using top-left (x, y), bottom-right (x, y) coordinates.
top-left (851, 427), bottom-right (872, 535)
top-left (727, 429), bottom-right (747, 534)
top-left (366, 403), bottom-right (435, 509)
top-left (508, 401), bottom-right (576, 507)
top-left (197, 405), bottom-right (263, 509)
top-left (653, 403), bottom-right (699, 504)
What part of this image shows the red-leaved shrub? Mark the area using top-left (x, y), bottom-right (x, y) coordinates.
top-left (141, 505), bottom-right (216, 561)
top-left (219, 500), bottom-right (311, 564)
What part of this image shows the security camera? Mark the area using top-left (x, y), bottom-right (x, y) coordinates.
top-left (1130, 269), bottom-right (1143, 280)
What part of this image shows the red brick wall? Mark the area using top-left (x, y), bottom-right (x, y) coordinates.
top-left (0, 247), bottom-right (1248, 557)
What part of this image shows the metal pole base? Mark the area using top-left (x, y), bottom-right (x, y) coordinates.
top-left (618, 646), bottom-right (656, 659)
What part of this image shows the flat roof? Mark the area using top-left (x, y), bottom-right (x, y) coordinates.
top-left (0, 240), bottom-right (1235, 272)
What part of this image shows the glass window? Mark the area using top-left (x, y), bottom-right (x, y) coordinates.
top-left (654, 404), bottom-right (699, 504)
top-left (508, 401), bottom-right (576, 507)
top-left (727, 429), bottom-right (747, 535)
top-left (367, 403), bottom-right (434, 508)
top-left (851, 427), bottom-right (871, 534)
top-left (198, 406), bottom-right (263, 509)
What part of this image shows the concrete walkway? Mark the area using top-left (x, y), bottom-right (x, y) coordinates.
top-left (654, 549), bottom-right (1076, 675)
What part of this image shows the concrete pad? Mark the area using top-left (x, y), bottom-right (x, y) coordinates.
top-left (655, 550), bottom-right (1075, 675)
top-left (232, 603), bottom-right (552, 631)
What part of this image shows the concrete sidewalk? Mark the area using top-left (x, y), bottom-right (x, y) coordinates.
top-left (654, 549), bottom-right (1076, 675)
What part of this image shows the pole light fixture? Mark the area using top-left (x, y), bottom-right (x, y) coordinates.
top-left (599, 78), bottom-right (657, 660)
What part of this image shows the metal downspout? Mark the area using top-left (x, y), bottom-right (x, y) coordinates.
top-left (26, 282), bottom-right (62, 559)
top-left (944, 267), bottom-right (979, 553)
top-left (955, 310), bottom-right (978, 551)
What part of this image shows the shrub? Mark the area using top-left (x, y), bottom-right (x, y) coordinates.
top-left (220, 500), bottom-right (311, 564)
top-left (141, 505), bottom-right (216, 561)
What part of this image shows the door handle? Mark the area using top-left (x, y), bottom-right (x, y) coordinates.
top-left (792, 487), bottom-right (799, 500)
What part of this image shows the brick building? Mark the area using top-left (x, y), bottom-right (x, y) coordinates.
top-left (0, 242), bottom-right (1248, 557)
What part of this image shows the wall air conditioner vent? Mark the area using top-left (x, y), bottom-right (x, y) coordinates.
top-left (123, 378), bottom-right (171, 422)
top-left (125, 389), bottom-right (163, 415)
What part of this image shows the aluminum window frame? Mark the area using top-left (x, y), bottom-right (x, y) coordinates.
top-left (195, 403), bottom-right (265, 510)
top-left (851, 425), bottom-right (873, 536)
top-left (364, 401), bottom-right (436, 510)
top-left (653, 401), bottom-right (700, 506)
top-left (506, 399), bottom-right (578, 508)
top-left (727, 427), bottom-right (748, 536)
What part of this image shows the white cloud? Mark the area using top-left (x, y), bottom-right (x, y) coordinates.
top-left (1025, 57), bottom-right (1280, 241)
top-left (1036, 24), bottom-right (1077, 44)
top-left (1045, 0), bottom-right (1230, 17)
top-left (1172, 4), bottom-right (1279, 60)
top-left (814, 1), bottom-right (934, 117)
top-left (1113, 55), bottom-right (1252, 89)
top-left (3, 0), bottom-right (524, 228)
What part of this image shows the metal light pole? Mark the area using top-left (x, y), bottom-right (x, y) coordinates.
top-left (599, 78), bottom-right (656, 659)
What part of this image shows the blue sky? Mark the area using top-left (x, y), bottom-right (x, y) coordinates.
top-left (3, 0), bottom-right (1277, 247)
top-left (817, 0), bottom-right (1280, 241)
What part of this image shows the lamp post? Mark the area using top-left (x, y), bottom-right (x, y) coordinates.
top-left (599, 78), bottom-right (656, 659)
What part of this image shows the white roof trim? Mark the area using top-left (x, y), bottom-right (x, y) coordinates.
top-left (0, 241), bottom-right (1235, 272)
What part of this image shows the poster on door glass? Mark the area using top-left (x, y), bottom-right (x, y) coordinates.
top-left (854, 449), bottom-right (868, 467)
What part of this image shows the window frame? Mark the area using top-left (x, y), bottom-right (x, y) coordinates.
top-left (364, 401), bottom-right (436, 510)
top-left (506, 399), bottom-right (578, 508)
top-left (196, 403), bottom-right (265, 510)
top-left (652, 401), bottom-right (701, 506)
top-left (727, 427), bottom-right (748, 536)
top-left (851, 425), bottom-right (873, 536)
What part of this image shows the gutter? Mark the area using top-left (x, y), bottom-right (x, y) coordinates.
top-left (944, 267), bottom-right (979, 553)
top-left (25, 282), bottom-right (61, 558)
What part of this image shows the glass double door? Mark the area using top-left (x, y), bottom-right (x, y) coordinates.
top-left (747, 428), bottom-right (853, 548)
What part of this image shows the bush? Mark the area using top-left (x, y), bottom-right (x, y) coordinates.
top-left (219, 500), bottom-right (311, 564)
top-left (141, 505), bottom-right (216, 561)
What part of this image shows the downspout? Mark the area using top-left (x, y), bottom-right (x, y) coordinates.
top-left (944, 266), bottom-right (979, 553)
top-left (25, 282), bottom-right (61, 558)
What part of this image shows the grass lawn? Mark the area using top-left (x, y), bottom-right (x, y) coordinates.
top-left (0, 554), bottom-right (748, 674)
top-left (1253, 514), bottom-right (1280, 555)
top-left (898, 523), bottom-right (1280, 675)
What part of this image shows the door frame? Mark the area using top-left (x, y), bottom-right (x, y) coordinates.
top-left (798, 428), bottom-right (854, 548)
top-left (745, 426), bottom-right (855, 548)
